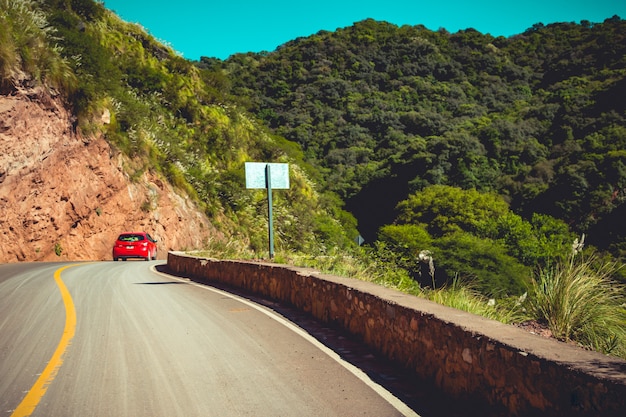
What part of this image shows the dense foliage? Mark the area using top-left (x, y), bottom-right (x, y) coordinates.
top-left (212, 17), bottom-right (626, 263)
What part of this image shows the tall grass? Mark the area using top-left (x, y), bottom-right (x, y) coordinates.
top-left (529, 252), bottom-right (626, 356)
top-left (281, 249), bottom-right (527, 323)
top-left (187, 236), bottom-right (255, 260)
top-left (424, 275), bottom-right (528, 324)
top-left (0, 0), bottom-right (76, 92)
top-left (281, 247), bottom-right (425, 296)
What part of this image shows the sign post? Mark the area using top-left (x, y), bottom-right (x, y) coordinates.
top-left (245, 162), bottom-right (290, 259)
top-left (266, 164), bottom-right (274, 258)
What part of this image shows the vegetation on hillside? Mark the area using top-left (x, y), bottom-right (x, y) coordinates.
top-left (213, 17), bottom-right (626, 260)
top-left (0, 0), bottom-right (76, 93)
top-left (0, 0), bottom-right (358, 255)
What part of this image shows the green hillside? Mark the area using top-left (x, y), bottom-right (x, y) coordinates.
top-left (212, 18), bottom-right (626, 258)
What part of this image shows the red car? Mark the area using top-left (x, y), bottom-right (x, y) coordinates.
top-left (112, 232), bottom-right (158, 261)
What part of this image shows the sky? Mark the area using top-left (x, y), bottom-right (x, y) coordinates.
top-left (102, 0), bottom-right (626, 61)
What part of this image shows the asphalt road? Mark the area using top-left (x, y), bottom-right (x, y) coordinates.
top-left (0, 261), bottom-right (419, 417)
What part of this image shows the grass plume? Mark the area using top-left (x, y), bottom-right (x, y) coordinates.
top-left (529, 251), bottom-right (626, 356)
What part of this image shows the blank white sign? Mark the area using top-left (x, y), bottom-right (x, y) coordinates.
top-left (245, 162), bottom-right (290, 189)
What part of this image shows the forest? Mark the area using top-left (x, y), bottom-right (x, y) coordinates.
top-left (2, 0), bottom-right (625, 356)
top-left (205, 17), bottom-right (626, 262)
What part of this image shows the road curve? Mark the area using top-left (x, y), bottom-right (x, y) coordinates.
top-left (0, 261), bottom-right (417, 417)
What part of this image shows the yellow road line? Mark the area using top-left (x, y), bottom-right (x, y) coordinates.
top-left (11, 264), bottom-right (80, 417)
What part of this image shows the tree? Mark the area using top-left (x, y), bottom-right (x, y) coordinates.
top-left (395, 185), bottom-right (510, 236)
top-left (433, 232), bottom-right (530, 295)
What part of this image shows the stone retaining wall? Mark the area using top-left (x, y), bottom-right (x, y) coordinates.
top-left (167, 252), bottom-right (626, 416)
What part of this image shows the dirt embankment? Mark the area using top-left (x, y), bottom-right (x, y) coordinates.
top-left (0, 88), bottom-right (219, 263)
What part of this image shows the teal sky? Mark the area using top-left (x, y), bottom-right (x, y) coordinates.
top-left (102, 0), bottom-right (626, 60)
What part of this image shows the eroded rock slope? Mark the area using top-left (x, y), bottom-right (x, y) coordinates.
top-left (0, 89), bottom-right (218, 262)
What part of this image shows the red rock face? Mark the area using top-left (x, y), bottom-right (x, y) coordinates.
top-left (0, 89), bottom-right (219, 262)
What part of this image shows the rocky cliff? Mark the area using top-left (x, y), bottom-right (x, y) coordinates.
top-left (0, 88), bottom-right (219, 263)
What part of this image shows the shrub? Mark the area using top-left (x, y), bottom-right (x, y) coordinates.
top-left (377, 223), bottom-right (433, 251)
top-left (528, 251), bottom-right (626, 357)
top-left (375, 224), bottom-right (434, 285)
top-left (424, 276), bottom-right (528, 324)
top-left (395, 185), bottom-right (510, 237)
top-left (433, 232), bottom-right (531, 296)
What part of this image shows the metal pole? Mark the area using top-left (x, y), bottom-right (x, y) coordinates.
top-left (266, 164), bottom-right (274, 259)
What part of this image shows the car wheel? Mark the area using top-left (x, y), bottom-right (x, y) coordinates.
top-left (114, 257), bottom-right (118, 261)
top-left (152, 251), bottom-right (157, 261)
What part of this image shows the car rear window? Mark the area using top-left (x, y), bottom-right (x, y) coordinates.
top-left (118, 234), bottom-right (145, 242)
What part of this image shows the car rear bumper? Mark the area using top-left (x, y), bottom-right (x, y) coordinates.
top-left (112, 246), bottom-right (151, 260)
